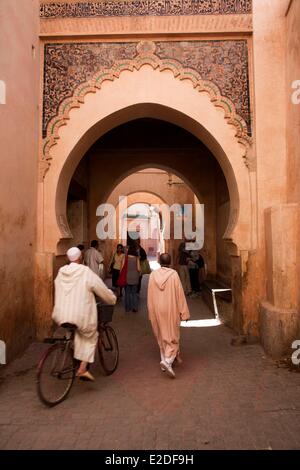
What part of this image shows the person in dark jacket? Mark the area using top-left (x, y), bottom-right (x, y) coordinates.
top-left (135, 238), bottom-right (147, 294)
top-left (121, 244), bottom-right (141, 312)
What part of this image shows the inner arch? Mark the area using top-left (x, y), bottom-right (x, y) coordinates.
top-left (55, 103), bottom-right (241, 248)
top-left (65, 118), bottom-right (232, 284)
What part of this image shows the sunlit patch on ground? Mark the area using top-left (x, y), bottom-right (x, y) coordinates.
top-left (181, 318), bottom-right (222, 328)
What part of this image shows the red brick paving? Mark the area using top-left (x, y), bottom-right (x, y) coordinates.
top-left (0, 278), bottom-right (300, 450)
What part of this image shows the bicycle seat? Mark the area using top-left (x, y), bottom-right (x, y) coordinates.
top-left (61, 322), bottom-right (77, 331)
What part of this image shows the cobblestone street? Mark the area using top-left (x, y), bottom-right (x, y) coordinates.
top-left (1, 279), bottom-right (300, 450)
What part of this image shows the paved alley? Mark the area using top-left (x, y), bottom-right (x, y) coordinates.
top-left (0, 278), bottom-right (300, 450)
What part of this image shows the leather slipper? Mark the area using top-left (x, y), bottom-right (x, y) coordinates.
top-left (77, 371), bottom-right (95, 382)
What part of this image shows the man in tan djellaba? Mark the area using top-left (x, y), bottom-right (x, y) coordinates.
top-left (147, 253), bottom-right (190, 378)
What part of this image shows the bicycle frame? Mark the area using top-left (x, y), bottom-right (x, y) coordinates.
top-left (40, 333), bottom-right (76, 380)
top-left (99, 323), bottom-right (115, 352)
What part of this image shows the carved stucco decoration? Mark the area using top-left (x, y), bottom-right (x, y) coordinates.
top-left (40, 0), bottom-right (253, 19)
top-left (40, 40), bottom-right (253, 180)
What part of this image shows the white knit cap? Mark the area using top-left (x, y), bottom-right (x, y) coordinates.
top-left (67, 247), bottom-right (82, 262)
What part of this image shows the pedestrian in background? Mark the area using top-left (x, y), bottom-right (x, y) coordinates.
top-left (136, 237), bottom-right (147, 294)
top-left (84, 240), bottom-right (104, 278)
top-left (121, 244), bottom-right (140, 313)
top-left (110, 243), bottom-right (125, 298)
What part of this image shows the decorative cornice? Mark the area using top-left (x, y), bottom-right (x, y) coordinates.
top-left (40, 1), bottom-right (252, 19)
top-left (39, 15), bottom-right (253, 37)
top-left (40, 40), bottom-right (252, 180)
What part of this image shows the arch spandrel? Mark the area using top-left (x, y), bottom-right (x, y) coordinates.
top-left (41, 40), bottom-right (251, 173)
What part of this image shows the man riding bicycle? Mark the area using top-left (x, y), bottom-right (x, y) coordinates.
top-left (52, 246), bottom-right (116, 381)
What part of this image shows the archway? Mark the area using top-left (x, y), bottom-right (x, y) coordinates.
top-left (107, 189), bottom-right (169, 260)
top-left (39, 65), bottom-right (253, 253)
top-left (103, 168), bottom-right (201, 269)
top-left (119, 200), bottom-right (163, 261)
top-left (36, 62), bottom-right (256, 338)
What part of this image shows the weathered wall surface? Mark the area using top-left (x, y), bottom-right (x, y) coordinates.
top-left (286, 0), bottom-right (300, 207)
top-left (252, 0), bottom-right (289, 211)
top-left (39, 0), bottom-right (253, 36)
top-left (0, 0), bottom-right (39, 360)
top-left (254, 0), bottom-right (300, 354)
top-left (215, 164), bottom-right (231, 283)
top-left (286, 0), bottom-right (300, 337)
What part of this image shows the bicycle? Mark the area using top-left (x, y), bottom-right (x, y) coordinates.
top-left (37, 304), bottom-right (119, 407)
top-left (97, 304), bottom-right (119, 376)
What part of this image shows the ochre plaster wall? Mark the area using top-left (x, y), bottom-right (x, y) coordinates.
top-left (286, 0), bottom-right (300, 203)
top-left (286, 0), bottom-right (300, 334)
top-left (240, 0), bottom-right (289, 337)
top-left (254, 0), bottom-right (300, 355)
top-left (0, 0), bottom-right (39, 360)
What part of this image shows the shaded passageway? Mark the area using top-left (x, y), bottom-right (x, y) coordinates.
top-left (65, 117), bottom-right (233, 317)
top-left (1, 276), bottom-right (300, 450)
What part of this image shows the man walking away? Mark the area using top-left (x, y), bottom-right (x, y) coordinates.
top-left (147, 253), bottom-right (190, 378)
top-left (52, 247), bottom-right (116, 381)
top-left (84, 240), bottom-right (104, 277)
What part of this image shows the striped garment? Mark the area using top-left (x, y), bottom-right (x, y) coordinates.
top-left (52, 263), bottom-right (116, 362)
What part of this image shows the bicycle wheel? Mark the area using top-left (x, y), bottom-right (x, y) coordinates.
top-left (37, 342), bottom-right (75, 407)
top-left (98, 325), bottom-right (119, 375)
